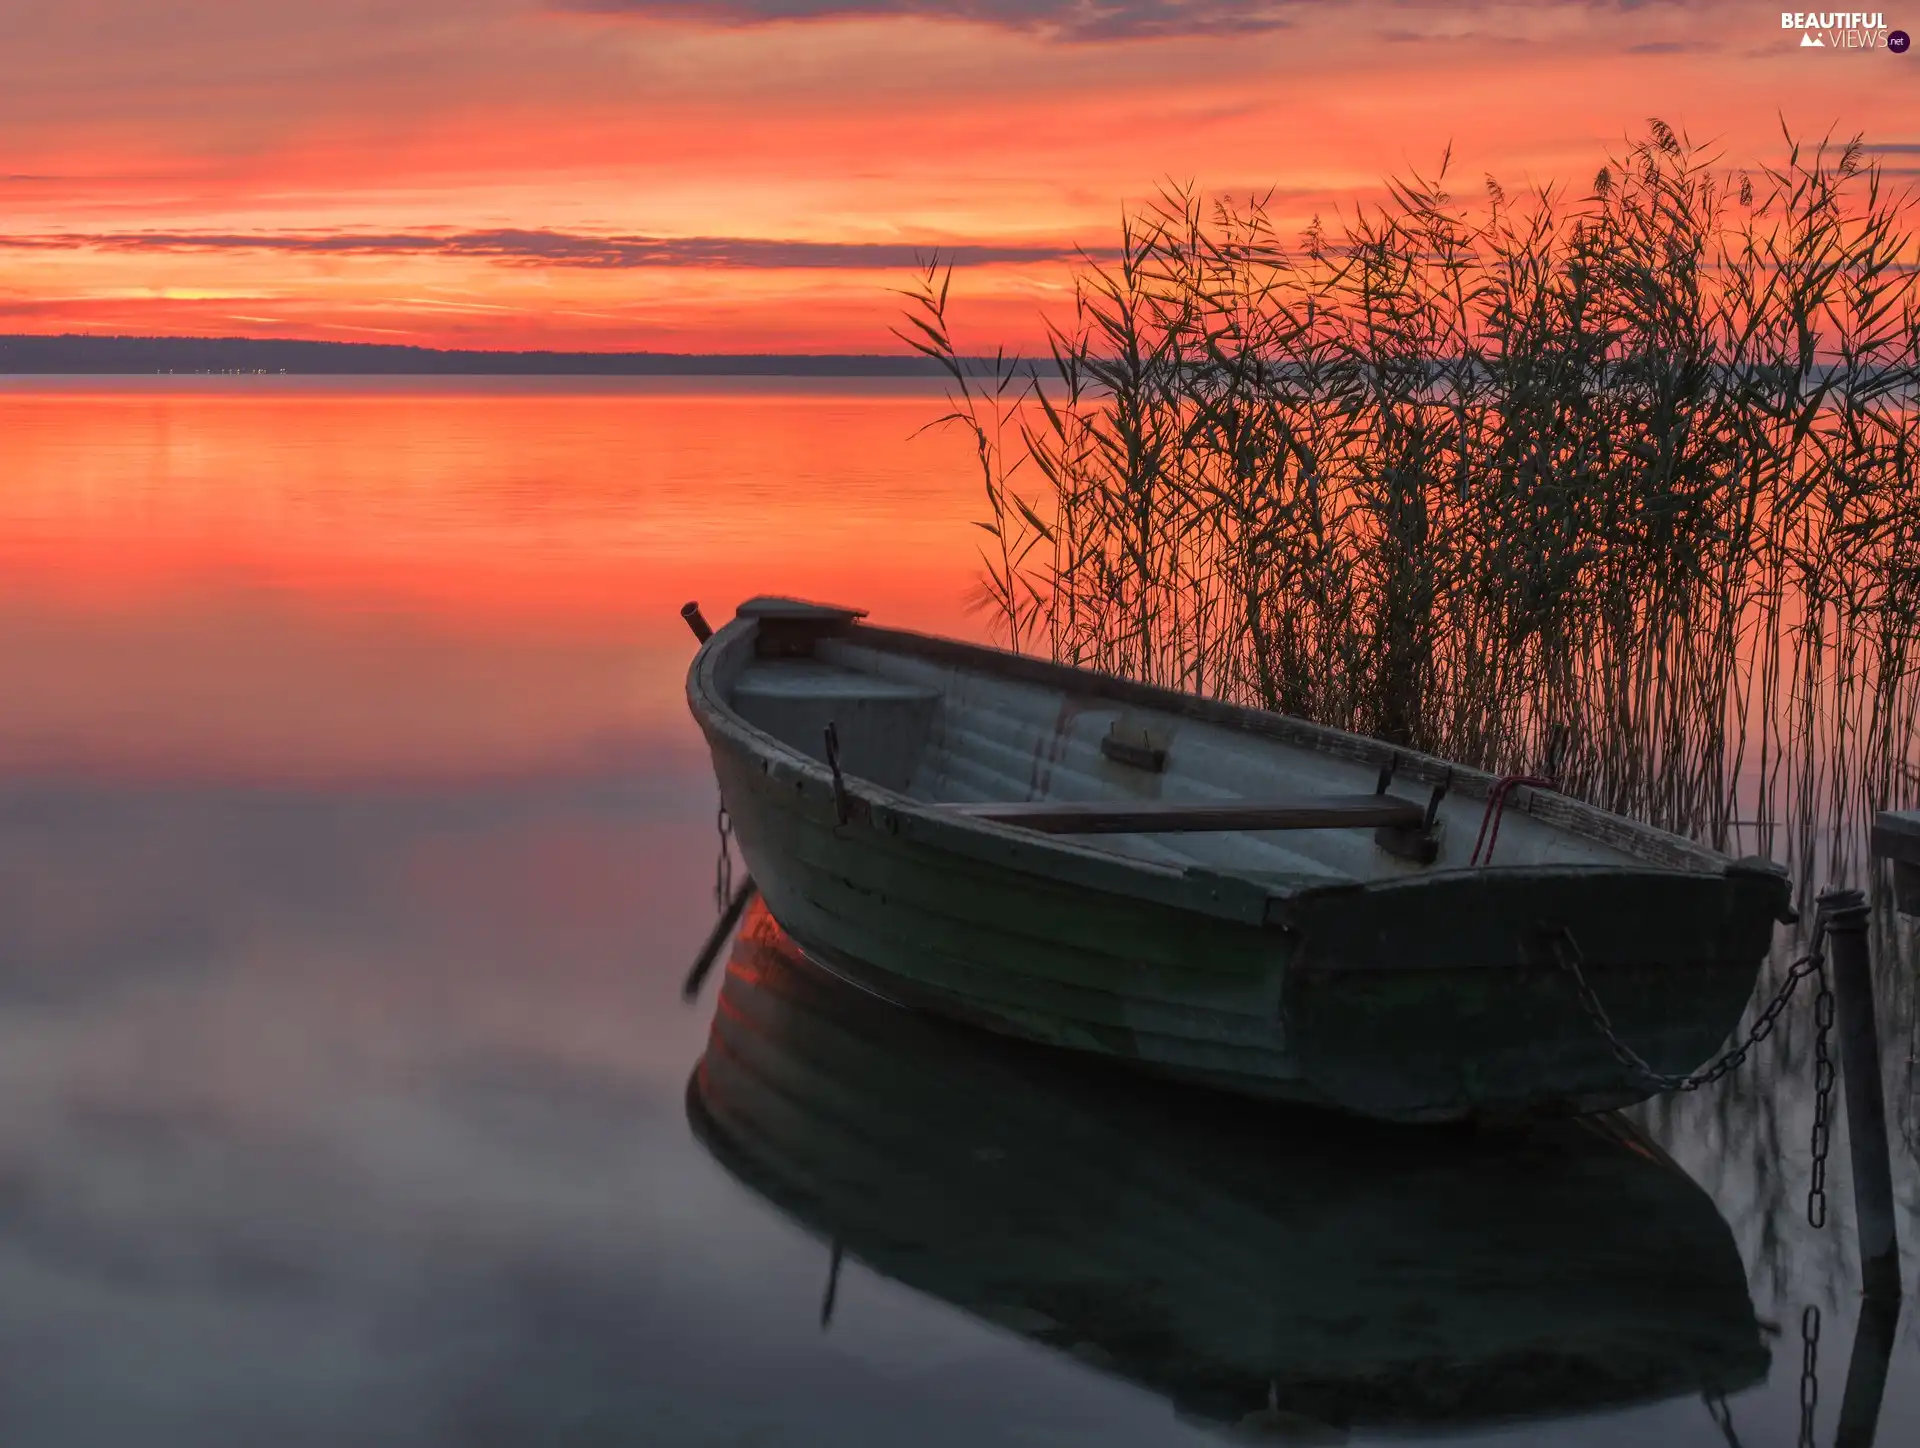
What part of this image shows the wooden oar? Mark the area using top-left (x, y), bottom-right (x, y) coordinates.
top-left (681, 878), bottom-right (758, 1002)
top-left (942, 793), bottom-right (1424, 835)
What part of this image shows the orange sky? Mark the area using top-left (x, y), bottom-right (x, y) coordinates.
top-left (1, 1), bottom-right (1915, 352)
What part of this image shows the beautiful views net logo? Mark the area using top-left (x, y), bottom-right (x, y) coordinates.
top-left (1781, 11), bottom-right (1908, 49)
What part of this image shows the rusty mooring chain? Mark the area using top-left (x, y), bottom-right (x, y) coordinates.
top-left (1808, 965), bottom-right (1837, 1229)
top-left (1545, 913), bottom-right (1837, 1228)
top-left (1798, 1303), bottom-right (1821, 1448)
top-left (1545, 917), bottom-right (1829, 1095)
top-left (1700, 1306), bottom-right (1824, 1448)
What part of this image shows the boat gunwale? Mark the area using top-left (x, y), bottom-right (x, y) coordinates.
top-left (687, 611), bottom-right (1774, 927)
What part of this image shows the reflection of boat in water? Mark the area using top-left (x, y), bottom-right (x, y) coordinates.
top-left (688, 902), bottom-right (1769, 1437)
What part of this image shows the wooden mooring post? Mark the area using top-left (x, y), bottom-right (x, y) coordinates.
top-left (1834, 1292), bottom-right (1900, 1448)
top-left (1817, 887), bottom-right (1901, 1302)
top-left (1829, 804), bottom-right (1920, 1308)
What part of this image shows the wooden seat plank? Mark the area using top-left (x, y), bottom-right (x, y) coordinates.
top-left (942, 793), bottom-right (1424, 835)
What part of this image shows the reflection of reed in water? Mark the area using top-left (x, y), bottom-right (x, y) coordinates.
top-left (689, 902), bottom-right (1769, 1437)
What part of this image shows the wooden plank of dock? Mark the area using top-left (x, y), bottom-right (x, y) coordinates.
top-left (1869, 810), bottom-right (1920, 916)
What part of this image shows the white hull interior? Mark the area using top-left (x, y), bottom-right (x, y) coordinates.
top-left (727, 634), bottom-right (1672, 886)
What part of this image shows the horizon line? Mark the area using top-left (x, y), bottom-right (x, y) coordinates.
top-left (0, 333), bottom-right (998, 376)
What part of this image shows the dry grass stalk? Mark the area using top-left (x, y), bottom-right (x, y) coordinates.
top-left (903, 123), bottom-right (1920, 879)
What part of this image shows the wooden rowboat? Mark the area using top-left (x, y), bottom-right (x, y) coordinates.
top-left (688, 904), bottom-right (1770, 1435)
top-left (685, 596), bottom-right (1794, 1123)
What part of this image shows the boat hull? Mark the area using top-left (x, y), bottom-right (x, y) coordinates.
top-left (704, 727), bottom-right (1780, 1123)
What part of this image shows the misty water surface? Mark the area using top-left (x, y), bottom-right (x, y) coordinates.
top-left (0, 376), bottom-right (1914, 1446)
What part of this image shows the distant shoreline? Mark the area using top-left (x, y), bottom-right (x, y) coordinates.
top-left (0, 335), bottom-right (977, 377)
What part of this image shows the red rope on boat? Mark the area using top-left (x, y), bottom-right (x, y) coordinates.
top-left (1469, 773), bottom-right (1558, 867)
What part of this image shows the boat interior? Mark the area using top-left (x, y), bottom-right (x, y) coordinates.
top-left (715, 606), bottom-right (1674, 886)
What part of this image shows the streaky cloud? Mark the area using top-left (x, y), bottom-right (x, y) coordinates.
top-left (0, 227), bottom-right (1103, 270)
top-left (553, 0), bottom-right (1301, 41)
top-left (551, 0), bottom-right (1713, 39)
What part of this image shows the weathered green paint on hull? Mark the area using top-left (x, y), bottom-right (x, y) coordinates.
top-left (716, 741), bottom-right (1300, 1092)
top-left (1281, 870), bottom-right (1778, 1121)
top-left (688, 607), bottom-right (1794, 1123)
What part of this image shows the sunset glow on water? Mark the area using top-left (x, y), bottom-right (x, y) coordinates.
top-left (0, 378), bottom-right (983, 779)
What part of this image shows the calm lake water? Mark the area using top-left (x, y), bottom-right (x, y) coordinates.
top-left (0, 376), bottom-right (1914, 1446)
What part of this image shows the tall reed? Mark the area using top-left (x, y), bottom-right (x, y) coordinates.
top-left (903, 124), bottom-right (1920, 871)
